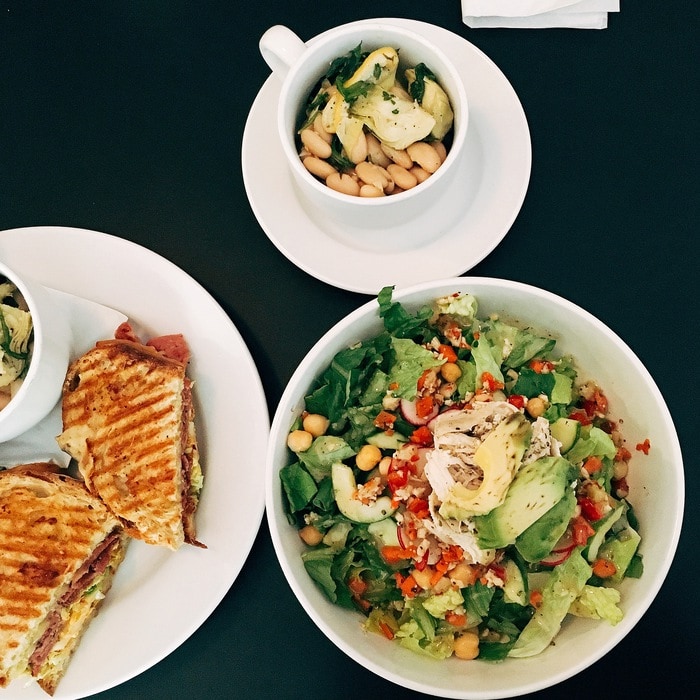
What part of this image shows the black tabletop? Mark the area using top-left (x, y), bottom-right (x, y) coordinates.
top-left (1, 2), bottom-right (696, 699)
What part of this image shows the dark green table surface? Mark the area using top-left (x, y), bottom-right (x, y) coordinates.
top-left (1, 2), bottom-right (696, 698)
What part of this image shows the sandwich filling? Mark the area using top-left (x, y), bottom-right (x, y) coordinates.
top-left (28, 529), bottom-right (127, 684)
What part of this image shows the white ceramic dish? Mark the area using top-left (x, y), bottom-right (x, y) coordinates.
top-left (266, 277), bottom-right (683, 699)
top-left (0, 262), bottom-right (72, 442)
top-left (242, 18), bottom-right (531, 294)
top-left (0, 226), bottom-right (269, 700)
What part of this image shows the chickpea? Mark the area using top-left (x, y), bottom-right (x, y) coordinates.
top-left (453, 631), bottom-right (480, 660)
top-left (411, 566), bottom-right (434, 590)
top-left (302, 413), bottom-right (329, 437)
top-left (298, 524), bottom-right (323, 547)
top-left (356, 444), bottom-right (383, 472)
top-left (287, 429), bottom-right (313, 453)
top-left (450, 561), bottom-right (477, 587)
top-left (613, 458), bottom-right (629, 480)
top-left (440, 362), bottom-right (462, 383)
top-left (526, 396), bottom-right (547, 418)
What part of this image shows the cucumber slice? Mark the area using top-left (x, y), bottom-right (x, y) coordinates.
top-left (366, 431), bottom-right (407, 451)
top-left (503, 555), bottom-right (529, 606)
top-left (550, 417), bottom-right (581, 454)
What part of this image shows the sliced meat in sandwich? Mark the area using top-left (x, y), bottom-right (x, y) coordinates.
top-left (0, 463), bottom-right (128, 696)
top-left (57, 325), bottom-right (204, 550)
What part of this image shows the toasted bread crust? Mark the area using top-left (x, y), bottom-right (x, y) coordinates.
top-left (57, 340), bottom-right (195, 549)
top-left (0, 466), bottom-right (125, 692)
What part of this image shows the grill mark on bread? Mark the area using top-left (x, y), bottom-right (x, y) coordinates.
top-left (57, 339), bottom-right (200, 549)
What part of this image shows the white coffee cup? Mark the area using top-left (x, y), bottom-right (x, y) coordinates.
top-left (259, 20), bottom-right (469, 247)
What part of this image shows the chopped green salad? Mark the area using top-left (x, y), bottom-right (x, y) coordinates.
top-left (281, 288), bottom-right (643, 661)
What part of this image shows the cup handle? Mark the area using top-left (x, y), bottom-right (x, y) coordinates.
top-left (259, 25), bottom-right (306, 81)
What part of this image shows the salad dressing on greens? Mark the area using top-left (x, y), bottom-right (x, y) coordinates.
top-left (281, 288), bottom-right (643, 661)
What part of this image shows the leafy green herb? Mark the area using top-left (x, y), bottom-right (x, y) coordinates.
top-left (408, 63), bottom-right (437, 103)
top-left (327, 136), bottom-right (355, 171)
top-left (336, 77), bottom-right (373, 104)
top-left (325, 43), bottom-right (367, 83)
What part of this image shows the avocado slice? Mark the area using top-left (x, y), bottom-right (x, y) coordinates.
top-left (474, 456), bottom-right (575, 550)
top-left (439, 412), bottom-right (531, 519)
top-left (515, 487), bottom-right (577, 563)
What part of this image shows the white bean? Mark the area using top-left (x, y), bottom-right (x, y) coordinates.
top-left (313, 114), bottom-right (333, 144)
top-left (410, 165), bottom-right (431, 184)
top-left (380, 143), bottom-right (413, 170)
top-left (300, 128), bottom-right (332, 159)
top-left (366, 133), bottom-right (392, 167)
top-left (348, 130), bottom-right (368, 164)
top-left (359, 184), bottom-right (384, 197)
top-left (387, 163), bottom-right (418, 190)
top-left (355, 161), bottom-right (391, 192)
top-left (407, 141), bottom-right (441, 173)
top-left (303, 156), bottom-right (337, 180)
top-left (326, 171), bottom-right (360, 196)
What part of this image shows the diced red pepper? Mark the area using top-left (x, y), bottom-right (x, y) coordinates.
top-left (415, 395), bottom-right (436, 419)
top-left (374, 410), bottom-right (396, 431)
top-left (571, 515), bottom-right (595, 546)
top-left (568, 409), bottom-right (593, 426)
top-left (387, 468), bottom-right (409, 493)
top-left (636, 438), bottom-right (651, 455)
top-left (578, 496), bottom-right (605, 522)
top-left (409, 425), bottom-right (433, 447)
top-left (507, 394), bottom-right (526, 409)
top-left (407, 497), bottom-right (430, 519)
top-left (445, 611), bottom-right (467, 627)
top-left (437, 343), bottom-right (458, 363)
top-left (481, 371), bottom-right (504, 392)
top-left (592, 558), bottom-right (617, 579)
top-left (529, 359), bottom-right (554, 374)
top-left (615, 446), bottom-right (632, 462)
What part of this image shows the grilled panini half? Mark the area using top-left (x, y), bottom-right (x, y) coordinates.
top-left (0, 463), bottom-right (128, 696)
top-left (57, 339), bottom-right (203, 550)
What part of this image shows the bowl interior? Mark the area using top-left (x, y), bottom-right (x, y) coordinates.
top-left (266, 277), bottom-right (684, 699)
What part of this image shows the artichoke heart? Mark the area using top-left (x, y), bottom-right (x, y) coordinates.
top-left (345, 47), bottom-right (399, 90)
top-left (405, 69), bottom-right (454, 141)
top-left (350, 84), bottom-right (435, 151)
top-left (336, 114), bottom-right (365, 162)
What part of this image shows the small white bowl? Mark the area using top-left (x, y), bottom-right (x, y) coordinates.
top-left (265, 277), bottom-right (684, 699)
top-left (0, 262), bottom-right (71, 443)
top-left (259, 20), bottom-right (469, 249)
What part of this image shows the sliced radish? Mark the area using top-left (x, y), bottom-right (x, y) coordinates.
top-left (539, 545), bottom-right (574, 567)
top-left (400, 397), bottom-right (439, 426)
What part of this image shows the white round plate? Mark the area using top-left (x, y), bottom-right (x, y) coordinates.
top-left (242, 18), bottom-right (531, 295)
top-left (0, 226), bottom-right (269, 699)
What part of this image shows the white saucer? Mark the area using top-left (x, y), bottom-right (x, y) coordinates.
top-left (242, 18), bottom-right (532, 295)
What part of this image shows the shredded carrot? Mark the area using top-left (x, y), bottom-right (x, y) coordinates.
top-left (400, 574), bottom-right (419, 598)
top-left (379, 621), bottom-right (395, 640)
top-left (592, 558), bottom-right (617, 579)
top-left (583, 456), bottom-right (603, 474)
top-left (381, 545), bottom-right (415, 564)
top-left (445, 611), bottom-right (467, 627)
top-left (529, 590), bottom-right (543, 608)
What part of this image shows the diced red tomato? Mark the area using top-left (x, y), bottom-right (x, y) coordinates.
top-left (415, 395), bottom-right (436, 419)
top-left (374, 410), bottom-right (396, 431)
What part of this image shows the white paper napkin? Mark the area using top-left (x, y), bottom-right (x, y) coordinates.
top-left (0, 288), bottom-right (127, 468)
top-left (462, 0), bottom-right (620, 29)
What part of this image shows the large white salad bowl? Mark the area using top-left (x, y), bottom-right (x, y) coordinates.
top-left (265, 277), bottom-right (683, 699)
